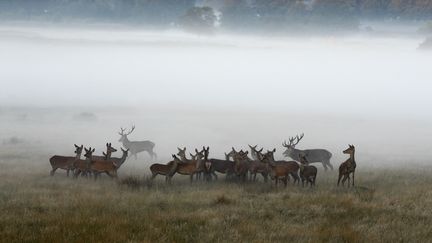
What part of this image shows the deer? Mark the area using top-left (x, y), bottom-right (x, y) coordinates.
top-left (91, 143), bottom-right (117, 160)
top-left (169, 150), bottom-right (207, 183)
top-left (150, 160), bottom-right (177, 183)
top-left (337, 145), bottom-right (357, 187)
top-left (205, 148), bottom-right (236, 180)
top-left (90, 148), bottom-right (129, 179)
top-left (49, 144), bottom-right (83, 176)
top-left (248, 144), bottom-right (263, 161)
top-left (259, 149), bottom-right (300, 187)
top-left (231, 148), bottom-right (250, 182)
top-left (298, 153), bottom-right (317, 187)
top-left (246, 146), bottom-right (268, 182)
top-left (118, 125), bottom-right (157, 160)
top-left (73, 147), bottom-right (95, 178)
top-left (176, 147), bottom-right (207, 180)
top-left (282, 133), bottom-right (333, 171)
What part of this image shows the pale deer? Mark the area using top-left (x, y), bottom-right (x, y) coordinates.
top-left (118, 125), bottom-right (157, 160)
top-left (337, 145), bottom-right (357, 187)
top-left (49, 144), bottom-right (83, 176)
top-left (299, 154), bottom-right (317, 187)
top-left (283, 133), bottom-right (333, 171)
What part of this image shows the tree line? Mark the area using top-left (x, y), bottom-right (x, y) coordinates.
top-left (1, 0), bottom-right (431, 32)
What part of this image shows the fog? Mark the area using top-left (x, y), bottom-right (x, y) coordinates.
top-left (1, 24), bottom-right (431, 170)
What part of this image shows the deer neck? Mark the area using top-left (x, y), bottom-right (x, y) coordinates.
top-left (122, 136), bottom-right (131, 147)
top-left (75, 153), bottom-right (81, 160)
top-left (350, 152), bottom-right (355, 163)
top-left (180, 154), bottom-right (188, 162)
top-left (105, 151), bottom-right (111, 160)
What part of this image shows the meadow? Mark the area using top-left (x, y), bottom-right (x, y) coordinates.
top-left (1, 145), bottom-right (432, 243)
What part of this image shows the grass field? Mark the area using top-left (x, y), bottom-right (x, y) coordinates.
top-left (1, 146), bottom-right (432, 243)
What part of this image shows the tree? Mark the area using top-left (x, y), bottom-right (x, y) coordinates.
top-left (179, 6), bottom-right (217, 33)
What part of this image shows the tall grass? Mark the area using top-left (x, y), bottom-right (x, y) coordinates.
top-left (1, 148), bottom-right (432, 242)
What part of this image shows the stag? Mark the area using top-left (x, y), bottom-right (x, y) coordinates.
top-left (118, 125), bottom-right (157, 160)
top-left (49, 144), bottom-right (83, 176)
top-left (282, 133), bottom-right (333, 171)
top-left (337, 145), bottom-right (357, 187)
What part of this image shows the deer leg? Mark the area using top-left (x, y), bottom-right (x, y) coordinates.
top-left (322, 162), bottom-right (328, 171)
top-left (212, 171), bottom-right (218, 180)
top-left (151, 172), bottom-right (157, 180)
top-left (50, 167), bottom-right (57, 176)
top-left (352, 171), bottom-right (355, 187)
top-left (190, 174), bottom-right (194, 183)
top-left (283, 177), bottom-right (288, 187)
top-left (337, 173), bottom-right (343, 186)
top-left (326, 160), bottom-right (334, 170)
top-left (341, 174), bottom-right (349, 186)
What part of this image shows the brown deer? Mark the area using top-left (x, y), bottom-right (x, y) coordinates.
top-left (248, 144), bottom-right (263, 161)
top-left (73, 147), bottom-right (95, 178)
top-left (92, 143), bottom-right (117, 160)
top-left (231, 148), bottom-right (250, 182)
top-left (169, 151), bottom-right (206, 182)
top-left (299, 154), bottom-right (317, 187)
top-left (337, 145), bottom-right (357, 187)
top-left (149, 160), bottom-right (176, 183)
top-left (247, 147), bottom-right (268, 182)
top-left (90, 148), bottom-right (129, 179)
top-left (205, 148), bottom-right (236, 180)
top-left (260, 149), bottom-right (300, 187)
top-left (49, 144), bottom-right (83, 176)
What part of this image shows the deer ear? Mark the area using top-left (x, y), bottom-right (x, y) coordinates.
top-left (74, 144), bottom-right (79, 148)
top-left (272, 148), bottom-right (276, 152)
top-left (92, 148), bottom-right (95, 152)
top-left (103, 152), bottom-right (107, 156)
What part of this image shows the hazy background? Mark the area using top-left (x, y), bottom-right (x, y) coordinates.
top-left (1, 0), bottom-right (432, 172)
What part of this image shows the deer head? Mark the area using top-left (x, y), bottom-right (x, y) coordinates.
top-left (106, 143), bottom-right (117, 153)
top-left (298, 153), bottom-right (309, 165)
top-left (282, 133), bottom-right (304, 156)
top-left (343, 144), bottom-right (355, 155)
top-left (176, 147), bottom-right (187, 159)
top-left (83, 147), bottom-right (95, 159)
top-left (118, 125), bottom-right (135, 143)
top-left (74, 144), bottom-right (84, 155)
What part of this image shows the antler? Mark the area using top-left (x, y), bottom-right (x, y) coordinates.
top-left (118, 127), bottom-right (126, 135)
top-left (125, 125), bottom-right (135, 136)
top-left (293, 133), bottom-right (304, 146)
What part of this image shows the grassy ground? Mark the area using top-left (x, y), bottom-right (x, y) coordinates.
top-left (1, 147), bottom-right (432, 243)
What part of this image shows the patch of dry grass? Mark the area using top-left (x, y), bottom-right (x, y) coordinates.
top-left (1, 148), bottom-right (432, 242)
